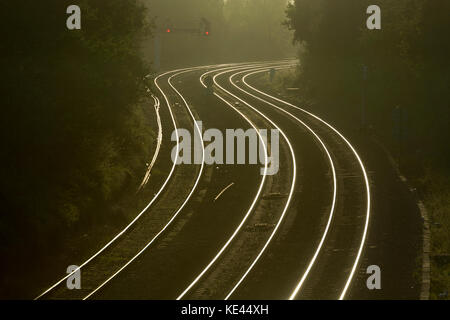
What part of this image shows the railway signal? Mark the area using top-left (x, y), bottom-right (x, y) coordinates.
top-left (158, 18), bottom-right (212, 36)
top-left (164, 18), bottom-right (173, 35)
top-left (200, 18), bottom-right (211, 36)
top-left (153, 18), bottom-right (211, 71)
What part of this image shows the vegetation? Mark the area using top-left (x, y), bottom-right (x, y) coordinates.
top-left (285, 0), bottom-right (449, 299)
top-left (0, 0), bottom-right (295, 298)
top-left (142, 0), bottom-right (295, 67)
top-left (0, 0), bottom-right (153, 296)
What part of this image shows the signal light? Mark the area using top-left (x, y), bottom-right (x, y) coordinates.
top-left (166, 28), bottom-right (171, 33)
top-left (200, 18), bottom-right (211, 37)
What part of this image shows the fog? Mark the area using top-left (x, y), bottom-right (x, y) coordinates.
top-left (141, 0), bottom-right (296, 69)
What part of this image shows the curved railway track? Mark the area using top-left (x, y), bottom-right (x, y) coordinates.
top-left (237, 66), bottom-right (371, 300)
top-left (35, 64), bottom-right (213, 299)
top-left (34, 61), bottom-right (371, 300)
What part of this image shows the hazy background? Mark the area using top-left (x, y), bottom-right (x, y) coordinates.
top-left (141, 0), bottom-right (295, 68)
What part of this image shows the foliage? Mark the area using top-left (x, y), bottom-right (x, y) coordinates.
top-left (285, 0), bottom-right (450, 298)
top-left (0, 0), bottom-right (153, 261)
top-left (142, 0), bottom-right (295, 66)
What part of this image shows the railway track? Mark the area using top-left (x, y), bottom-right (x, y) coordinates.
top-left (35, 61), bottom-right (371, 300)
top-left (35, 65), bottom-right (211, 299)
top-left (233, 66), bottom-right (371, 300)
top-left (177, 62), bottom-right (297, 300)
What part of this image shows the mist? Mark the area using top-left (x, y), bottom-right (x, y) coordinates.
top-left (141, 0), bottom-right (296, 68)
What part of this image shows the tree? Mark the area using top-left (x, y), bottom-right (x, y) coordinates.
top-left (0, 0), bottom-right (154, 297)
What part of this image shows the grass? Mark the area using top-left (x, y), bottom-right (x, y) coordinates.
top-left (420, 171), bottom-right (450, 299)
